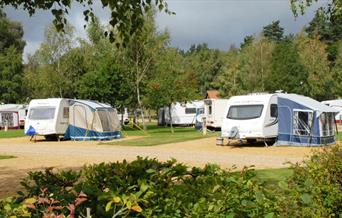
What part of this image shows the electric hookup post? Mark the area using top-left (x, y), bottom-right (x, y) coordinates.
top-left (202, 117), bottom-right (207, 136)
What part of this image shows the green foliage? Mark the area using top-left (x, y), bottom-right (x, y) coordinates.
top-left (0, 11), bottom-right (25, 104)
top-left (24, 23), bottom-right (75, 98)
top-left (262, 20), bottom-right (284, 42)
top-left (0, 10), bottom-right (25, 53)
top-left (276, 145), bottom-right (342, 217)
top-left (240, 35), bottom-right (255, 49)
top-left (184, 43), bottom-right (225, 96)
top-left (268, 39), bottom-right (308, 94)
top-left (1, 146), bottom-right (342, 217)
top-left (294, 33), bottom-right (332, 100)
top-left (331, 41), bottom-right (342, 97)
top-left (0, 46), bottom-right (24, 103)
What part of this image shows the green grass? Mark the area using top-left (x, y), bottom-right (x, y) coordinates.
top-left (0, 129), bottom-right (25, 138)
top-left (0, 155), bottom-right (15, 160)
top-left (106, 124), bottom-right (216, 146)
top-left (255, 168), bottom-right (293, 185)
top-left (336, 132), bottom-right (342, 141)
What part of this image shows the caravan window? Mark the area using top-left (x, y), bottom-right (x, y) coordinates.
top-left (227, 105), bottom-right (264, 120)
top-left (63, 107), bottom-right (69, 119)
top-left (29, 107), bottom-right (55, 120)
top-left (270, 104), bottom-right (278, 118)
top-left (293, 110), bottom-right (313, 136)
top-left (209, 106), bottom-right (212, 115)
top-left (185, 108), bottom-right (196, 114)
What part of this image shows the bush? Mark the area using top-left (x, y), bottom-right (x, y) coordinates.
top-left (0, 145), bottom-right (341, 217)
top-left (276, 145), bottom-right (342, 217)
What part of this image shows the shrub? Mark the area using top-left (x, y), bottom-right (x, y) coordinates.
top-left (0, 145), bottom-right (341, 217)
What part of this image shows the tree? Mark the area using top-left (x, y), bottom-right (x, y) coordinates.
top-left (0, 46), bottom-right (24, 103)
top-left (78, 21), bottom-right (134, 110)
top-left (331, 41), bottom-right (342, 97)
top-left (267, 39), bottom-right (308, 94)
top-left (145, 48), bottom-right (199, 132)
top-left (0, 10), bottom-right (25, 103)
top-left (213, 48), bottom-right (242, 97)
top-left (239, 38), bottom-right (275, 93)
top-left (240, 35), bottom-right (254, 49)
top-left (184, 43), bottom-right (225, 96)
top-left (262, 20), bottom-right (284, 42)
top-left (305, 9), bottom-right (342, 63)
top-left (0, 10), bottom-right (25, 53)
top-left (0, 0), bottom-right (172, 44)
top-left (24, 23), bottom-right (75, 98)
top-left (294, 33), bottom-right (332, 100)
top-left (122, 10), bottom-right (169, 130)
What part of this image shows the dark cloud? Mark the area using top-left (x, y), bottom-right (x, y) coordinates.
top-left (4, 0), bottom-right (328, 60)
top-left (156, 0), bottom-right (328, 50)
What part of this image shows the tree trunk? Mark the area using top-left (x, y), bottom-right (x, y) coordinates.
top-left (168, 104), bottom-right (174, 133)
top-left (121, 107), bottom-right (124, 126)
top-left (136, 83), bottom-right (146, 131)
top-left (148, 109), bottom-right (151, 123)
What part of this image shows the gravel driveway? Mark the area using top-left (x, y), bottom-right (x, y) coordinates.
top-left (0, 136), bottom-right (319, 198)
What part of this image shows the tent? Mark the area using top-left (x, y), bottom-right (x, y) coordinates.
top-left (64, 100), bottom-right (121, 140)
top-left (275, 94), bottom-right (338, 146)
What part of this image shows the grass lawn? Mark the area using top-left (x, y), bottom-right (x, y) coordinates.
top-left (255, 168), bottom-right (293, 185)
top-left (106, 124), bottom-right (217, 146)
top-left (0, 129), bottom-right (25, 138)
top-left (0, 155), bottom-right (15, 160)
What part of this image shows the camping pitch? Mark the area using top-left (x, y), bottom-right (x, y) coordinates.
top-left (221, 93), bottom-right (338, 146)
top-left (25, 98), bottom-right (121, 141)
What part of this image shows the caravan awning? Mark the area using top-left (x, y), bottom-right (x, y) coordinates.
top-left (278, 93), bottom-right (339, 115)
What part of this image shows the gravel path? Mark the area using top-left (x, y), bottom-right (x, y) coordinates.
top-left (0, 136), bottom-right (319, 198)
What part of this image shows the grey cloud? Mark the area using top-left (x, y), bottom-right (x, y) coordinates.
top-left (4, 0), bottom-right (328, 61)
top-left (156, 0), bottom-right (328, 50)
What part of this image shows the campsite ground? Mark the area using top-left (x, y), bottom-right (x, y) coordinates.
top-left (0, 130), bottom-right (324, 198)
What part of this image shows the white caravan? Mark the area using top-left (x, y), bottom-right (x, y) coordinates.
top-left (162, 101), bottom-right (204, 126)
top-left (321, 99), bottom-right (342, 124)
top-left (25, 98), bottom-right (70, 138)
top-left (221, 93), bottom-right (278, 143)
top-left (0, 104), bottom-right (28, 129)
top-left (204, 99), bottom-right (229, 129)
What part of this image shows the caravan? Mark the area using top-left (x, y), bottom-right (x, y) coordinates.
top-left (204, 99), bottom-right (229, 129)
top-left (221, 93), bottom-right (338, 146)
top-left (159, 101), bottom-right (204, 126)
top-left (25, 98), bottom-right (121, 140)
top-left (221, 93), bottom-right (278, 143)
top-left (0, 104), bottom-right (28, 129)
top-left (25, 98), bottom-right (70, 139)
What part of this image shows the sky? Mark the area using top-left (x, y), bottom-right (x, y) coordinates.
top-left (4, 0), bottom-right (328, 62)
